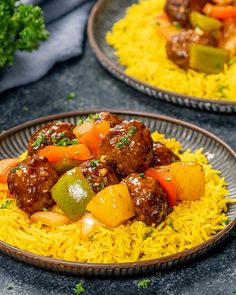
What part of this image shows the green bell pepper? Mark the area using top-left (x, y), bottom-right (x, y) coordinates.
top-left (189, 44), bottom-right (229, 74)
top-left (51, 167), bottom-right (95, 221)
top-left (190, 11), bottom-right (222, 32)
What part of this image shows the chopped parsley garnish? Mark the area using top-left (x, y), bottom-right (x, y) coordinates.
top-left (169, 221), bottom-right (174, 229)
top-left (73, 282), bottom-right (86, 295)
top-left (32, 133), bottom-right (47, 148)
top-left (90, 160), bottom-right (100, 169)
top-left (54, 137), bottom-right (78, 147)
top-left (116, 126), bottom-right (137, 149)
top-left (23, 106), bottom-right (29, 112)
top-left (139, 173), bottom-right (145, 178)
top-left (43, 208), bottom-right (48, 212)
top-left (97, 181), bottom-right (105, 191)
top-left (85, 113), bottom-right (101, 122)
top-left (222, 219), bottom-right (229, 226)
top-left (231, 230), bottom-right (236, 237)
top-left (66, 92), bottom-right (77, 100)
top-left (77, 118), bottom-right (84, 125)
top-left (11, 164), bottom-right (22, 173)
top-left (233, 290), bottom-right (236, 295)
top-left (218, 84), bottom-right (228, 93)
top-left (173, 21), bottom-right (181, 29)
top-left (166, 177), bottom-right (172, 182)
top-left (0, 200), bottom-right (13, 209)
top-left (137, 279), bottom-right (151, 289)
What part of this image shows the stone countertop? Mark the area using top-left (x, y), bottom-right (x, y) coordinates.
top-left (0, 41), bottom-right (236, 295)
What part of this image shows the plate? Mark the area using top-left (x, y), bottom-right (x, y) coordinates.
top-left (87, 0), bottom-right (236, 113)
top-left (0, 110), bottom-right (236, 276)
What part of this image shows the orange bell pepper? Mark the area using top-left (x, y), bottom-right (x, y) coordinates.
top-left (79, 120), bottom-right (110, 156)
top-left (87, 184), bottom-right (135, 227)
top-left (203, 4), bottom-right (236, 19)
top-left (0, 158), bottom-right (20, 183)
top-left (38, 144), bottom-right (93, 162)
top-left (145, 167), bottom-right (177, 207)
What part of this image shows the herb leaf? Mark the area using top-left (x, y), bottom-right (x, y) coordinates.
top-left (66, 92), bottom-right (76, 100)
top-left (137, 279), bottom-right (151, 289)
top-left (90, 160), bottom-right (100, 169)
top-left (116, 126), bottom-right (137, 149)
top-left (73, 282), bottom-right (86, 295)
top-left (11, 164), bottom-right (22, 173)
top-left (0, 200), bottom-right (13, 209)
top-left (32, 133), bottom-right (47, 148)
top-left (85, 113), bottom-right (101, 122)
top-left (139, 173), bottom-right (145, 178)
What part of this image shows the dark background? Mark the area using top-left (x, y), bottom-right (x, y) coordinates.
top-left (0, 41), bottom-right (236, 295)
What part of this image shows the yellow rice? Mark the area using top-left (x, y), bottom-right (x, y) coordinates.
top-left (106, 0), bottom-right (236, 102)
top-left (0, 133), bottom-right (232, 263)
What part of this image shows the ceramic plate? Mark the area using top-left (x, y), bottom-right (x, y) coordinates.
top-left (87, 0), bottom-right (236, 113)
top-left (0, 110), bottom-right (236, 276)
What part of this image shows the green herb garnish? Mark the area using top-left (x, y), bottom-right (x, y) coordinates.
top-left (139, 173), bottom-right (145, 178)
top-left (173, 21), bottom-right (182, 29)
top-left (116, 126), bottom-right (137, 149)
top-left (32, 133), bottom-right (47, 148)
top-left (169, 221), bottom-right (174, 229)
top-left (97, 181), bottom-right (105, 191)
top-left (166, 177), bottom-right (172, 182)
top-left (73, 282), bottom-right (86, 295)
top-left (137, 279), bottom-right (151, 289)
top-left (54, 137), bottom-right (78, 147)
top-left (229, 58), bottom-right (236, 66)
top-left (23, 106), bottom-right (29, 112)
top-left (233, 290), bottom-right (236, 295)
top-left (0, 200), bottom-right (13, 209)
top-left (0, 1), bottom-right (49, 69)
top-left (90, 160), bottom-right (100, 169)
top-left (85, 113), bottom-right (101, 122)
top-left (218, 84), bottom-right (228, 93)
top-left (231, 230), bottom-right (236, 237)
top-left (11, 164), bottom-right (22, 173)
top-left (77, 118), bottom-right (84, 125)
top-left (66, 92), bottom-right (77, 100)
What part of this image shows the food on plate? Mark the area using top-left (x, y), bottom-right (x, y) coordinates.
top-left (0, 112), bottom-right (232, 263)
top-left (106, 0), bottom-right (236, 101)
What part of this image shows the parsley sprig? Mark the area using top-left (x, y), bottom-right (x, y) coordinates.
top-left (0, 200), bottom-right (13, 209)
top-left (73, 282), bottom-right (86, 295)
top-left (116, 126), bottom-right (137, 149)
top-left (32, 133), bottom-right (47, 148)
top-left (90, 160), bottom-right (100, 169)
top-left (137, 279), bottom-right (151, 289)
top-left (0, 1), bottom-right (49, 69)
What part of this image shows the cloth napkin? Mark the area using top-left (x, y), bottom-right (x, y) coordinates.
top-left (0, 0), bottom-right (95, 93)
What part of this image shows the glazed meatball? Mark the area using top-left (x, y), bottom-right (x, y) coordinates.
top-left (80, 159), bottom-right (120, 193)
top-left (99, 112), bottom-right (122, 128)
top-left (166, 29), bottom-right (217, 69)
top-left (152, 142), bottom-right (180, 166)
top-left (165, 0), bottom-right (191, 26)
top-left (28, 121), bottom-right (77, 155)
top-left (99, 120), bottom-right (153, 177)
top-left (122, 174), bottom-right (169, 226)
top-left (8, 155), bottom-right (58, 214)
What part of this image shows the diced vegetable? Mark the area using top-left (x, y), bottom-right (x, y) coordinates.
top-left (73, 120), bottom-right (95, 138)
top-left (189, 43), bottom-right (229, 73)
top-left (0, 158), bottom-right (20, 183)
top-left (79, 212), bottom-right (103, 240)
top-left (53, 157), bottom-right (81, 174)
top-left (145, 167), bottom-right (177, 207)
top-left (79, 120), bottom-right (110, 156)
top-left (86, 184), bottom-right (135, 227)
top-left (190, 11), bottom-right (222, 32)
top-left (51, 167), bottom-right (95, 221)
top-left (169, 162), bottom-right (205, 201)
top-left (38, 144), bottom-right (93, 162)
top-left (203, 4), bottom-right (236, 19)
top-left (31, 211), bottom-right (70, 227)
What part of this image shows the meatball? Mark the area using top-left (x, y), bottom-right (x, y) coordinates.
top-left (152, 142), bottom-right (180, 166)
top-left (28, 121), bottom-right (77, 155)
top-left (165, 0), bottom-right (191, 26)
top-left (99, 120), bottom-right (153, 177)
top-left (166, 29), bottom-right (217, 69)
top-left (99, 112), bottom-right (122, 128)
top-left (8, 155), bottom-right (58, 214)
top-left (80, 159), bottom-right (120, 193)
top-left (122, 174), bottom-right (169, 226)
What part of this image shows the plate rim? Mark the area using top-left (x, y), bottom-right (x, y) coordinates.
top-left (0, 109), bottom-right (236, 274)
top-left (87, 0), bottom-right (236, 111)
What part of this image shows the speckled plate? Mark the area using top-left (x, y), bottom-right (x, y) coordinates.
top-left (0, 110), bottom-right (236, 276)
top-left (87, 0), bottom-right (236, 113)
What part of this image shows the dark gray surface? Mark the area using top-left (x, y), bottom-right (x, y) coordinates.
top-left (0, 41), bottom-right (236, 295)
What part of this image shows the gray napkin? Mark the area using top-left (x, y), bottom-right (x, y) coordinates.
top-left (0, 0), bottom-right (95, 93)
